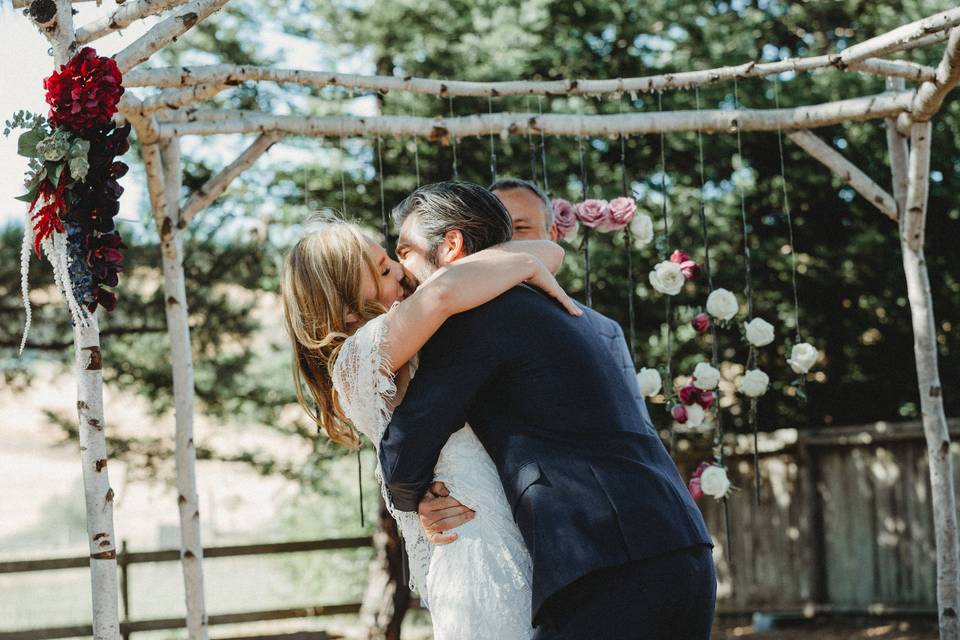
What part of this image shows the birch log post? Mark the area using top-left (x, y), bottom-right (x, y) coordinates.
top-left (29, 2), bottom-right (122, 639)
top-left (75, 0), bottom-right (194, 45)
top-left (158, 139), bottom-right (210, 640)
top-left (897, 120), bottom-right (960, 639)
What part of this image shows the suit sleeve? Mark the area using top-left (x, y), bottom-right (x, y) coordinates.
top-left (378, 306), bottom-right (501, 512)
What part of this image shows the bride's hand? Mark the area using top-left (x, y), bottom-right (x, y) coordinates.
top-left (526, 260), bottom-right (584, 317)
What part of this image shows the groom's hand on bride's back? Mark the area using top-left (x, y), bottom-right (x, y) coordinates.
top-left (418, 481), bottom-right (474, 545)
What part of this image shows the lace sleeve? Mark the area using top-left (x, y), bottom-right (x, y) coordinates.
top-left (330, 315), bottom-right (435, 606)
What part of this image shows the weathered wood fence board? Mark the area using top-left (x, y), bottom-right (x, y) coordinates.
top-left (689, 419), bottom-right (957, 612)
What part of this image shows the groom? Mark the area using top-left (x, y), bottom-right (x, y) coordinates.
top-left (379, 181), bottom-right (716, 639)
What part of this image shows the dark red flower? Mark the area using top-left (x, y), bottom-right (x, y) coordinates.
top-left (44, 47), bottom-right (124, 133)
top-left (692, 312), bottom-right (710, 334)
top-left (669, 249), bottom-right (691, 264)
top-left (678, 384), bottom-right (700, 406)
top-left (697, 391), bottom-right (716, 410)
top-left (670, 404), bottom-right (689, 424)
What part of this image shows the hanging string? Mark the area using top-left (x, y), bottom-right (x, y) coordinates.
top-left (537, 96), bottom-right (550, 194)
top-left (488, 95), bottom-right (498, 182)
top-left (407, 104), bottom-right (421, 189)
top-left (357, 449), bottom-right (365, 528)
top-left (303, 166), bottom-right (310, 212)
top-left (774, 77), bottom-right (806, 405)
top-left (618, 94), bottom-right (637, 365)
top-left (376, 135), bottom-right (389, 252)
top-left (526, 95), bottom-right (539, 186)
top-left (338, 126), bottom-right (348, 215)
top-left (577, 106), bottom-right (592, 307)
top-left (447, 95), bottom-right (459, 180)
top-left (696, 86), bottom-right (733, 567)
top-left (657, 91), bottom-right (674, 454)
top-left (734, 78), bottom-right (761, 506)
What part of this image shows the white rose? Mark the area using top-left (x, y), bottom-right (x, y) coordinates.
top-left (692, 362), bottom-right (720, 391)
top-left (648, 261), bottom-right (685, 296)
top-left (745, 317), bottom-right (775, 347)
top-left (706, 288), bottom-right (739, 321)
top-left (636, 368), bottom-right (662, 397)
top-left (630, 213), bottom-right (654, 247)
top-left (739, 369), bottom-right (770, 398)
top-left (685, 403), bottom-right (706, 428)
top-left (787, 342), bottom-right (818, 374)
top-left (700, 465), bottom-right (731, 499)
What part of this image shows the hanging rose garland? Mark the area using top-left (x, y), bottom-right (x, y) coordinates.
top-left (4, 47), bottom-right (130, 353)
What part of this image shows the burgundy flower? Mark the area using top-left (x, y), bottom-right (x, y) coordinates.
top-left (678, 384), bottom-right (700, 406)
top-left (697, 391), bottom-right (716, 410)
top-left (692, 312), bottom-right (710, 334)
top-left (576, 199), bottom-right (610, 229)
top-left (552, 197), bottom-right (578, 240)
top-left (44, 47), bottom-right (124, 133)
top-left (669, 249), bottom-right (700, 281)
top-left (688, 461), bottom-right (712, 501)
top-left (602, 196), bottom-right (636, 232)
top-left (670, 404), bottom-right (689, 424)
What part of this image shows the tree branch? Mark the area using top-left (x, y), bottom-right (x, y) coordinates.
top-left (180, 133), bottom-right (282, 226)
top-left (152, 90), bottom-right (915, 139)
top-left (140, 83), bottom-right (232, 113)
top-left (75, 0), bottom-right (193, 45)
top-left (787, 129), bottom-right (899, 222)
top-left (838, 7), bottom-right (960, 63)
top-left (112, 0), bottom-right (230, 73)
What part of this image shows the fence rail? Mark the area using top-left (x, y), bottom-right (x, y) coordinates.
top-left (0, 537), bottom-right (374, 640)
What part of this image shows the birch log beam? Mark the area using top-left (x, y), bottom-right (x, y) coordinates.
top-left (75, 0), bottom-right (194, 45)
top-left (13, 0), bottom-right (99, 6)
top-left (152, 90), bottom-right (915, 139)
top-left (787, 130), bottom-right (899, 221)
top-left (838, 7), bottom-right (960, 63)
top-left (158, 140), bottom-right (210, 640)
top-left (112, 0), bottom-right (230, 73)
top-left (898, 120), bottom-right (960, 640)
top-left (898, 28), bottom-right (960, 133)
top-left (180, 132), bottom-right (281, 226)
top-left (140, 84), bottom-right (232, 114)
top-left (122, 55), bottom-right (931, 97)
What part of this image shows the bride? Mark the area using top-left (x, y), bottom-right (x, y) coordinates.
top-left (280, 218), bottom-right (580, 639)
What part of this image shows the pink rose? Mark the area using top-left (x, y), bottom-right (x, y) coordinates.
top-left (670, 404), bottom-right (688, 424)
top-left (697, 390), bottom-right (715, 410)
top-left (691, 312), bottom-right (710, 334)
top-left (602, 196), bottom-right (636, 232)
top-left (552, 197), bottom-right (578, 240)
top-left (688, 461), bottom-right (712, 501)
top-left (575, 199), bottom-right (610, 229)
top-left (670, 249), bottom-right (700, 281)
top-left (678, 384), bottom-right (700, 406)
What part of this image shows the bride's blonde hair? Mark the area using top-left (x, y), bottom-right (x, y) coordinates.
top-left (281, 220), bottom-right (387, 448)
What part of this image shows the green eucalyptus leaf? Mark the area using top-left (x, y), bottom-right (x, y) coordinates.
top-left (17, 128), bottom-right (44, 157)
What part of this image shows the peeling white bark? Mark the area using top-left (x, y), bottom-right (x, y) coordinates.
top-left (140, 84), bottom-right (232, 114)
top-left (180, 132), bottom-right (281, 226)
top-left (158, 140), bottom-right (209, 640)
top-left (122, 54), bottom-right (930, 97)
top-left (150, 90), bottom-right (914, 139)
top-left (112, 0), bottom-right (230, 72)
top-left (788, 129), bottom-right (899, 221)
top-left (898, 121), bottom-right (960, 640)
top-left (75, 0), bottom-right (193, 45)
top-left (898, 27), bottom-right (960, 132)
top-left (839, 7), bottom-right (960, 63)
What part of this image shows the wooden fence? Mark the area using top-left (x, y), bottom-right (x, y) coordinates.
top-left (688, 418), bottom-right (958, 616)
top-left (0, 538), bottom-right (374, 640)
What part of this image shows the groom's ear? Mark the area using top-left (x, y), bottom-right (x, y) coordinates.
top-left (437, 229), bottom-right (467, 263)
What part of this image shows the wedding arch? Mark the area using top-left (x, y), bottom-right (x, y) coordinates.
top-left (11, 1), bottom-right (960, 639)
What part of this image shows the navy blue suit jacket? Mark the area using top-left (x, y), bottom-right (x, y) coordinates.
top-left (379, 285), bottom-right (712, 620)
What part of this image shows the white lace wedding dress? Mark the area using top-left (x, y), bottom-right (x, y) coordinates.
top-left (332, 314), bottom-right (534, 640)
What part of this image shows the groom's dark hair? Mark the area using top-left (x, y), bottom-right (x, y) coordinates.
top-left (392, 181), bottom-right (513, 265)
